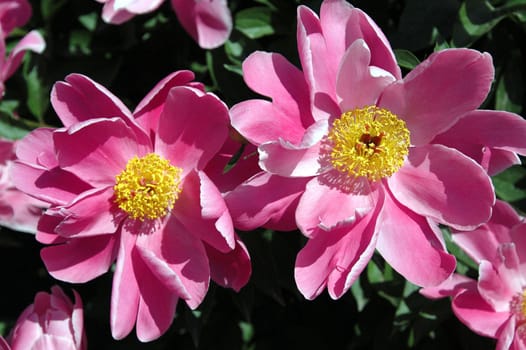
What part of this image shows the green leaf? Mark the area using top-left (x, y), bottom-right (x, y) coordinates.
top-left (235, 7), bottom-right (275, 39)
top-left (0, 118), bottom-right (30, 140)
top-left (495, 52), bottom-right (524, 114)
top-left (78, 12), bottom-right (98, 32)
top-left (41, 0), bottom-right (67, 20)
top-left (492, 166), bottom-right (526, 202)
top-left (25, 67), bottom-right (49, 122)
top-left (394, 49), bottom-right (420, 70)
top-left (453, 0), bottom-right (504, 46)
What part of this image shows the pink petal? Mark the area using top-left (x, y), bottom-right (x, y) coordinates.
top-left (41, 234), bottom-right (116, 283)
top-left (171, 0), bottom-right (231, 49)
top-left (155, 87), bottom-right (228, 176)
top-left (478, 260), bottom-right (517, 312)
top-left (388, 144), bottom-right (494, 230)
top-left (133, 70), bottom-right (199, 134)
top-left (113, 0), bottom-right (164, 14)
top-left (452, 199), bottom-right (521, 264)
top-left (15, 128), bottom-right (57, 168)
top-left (1, 30), bottom-right (45, 81)
top-left (110, 229), bottom-right (140, 340)
top-left (224, 172), bottom-right (308, 231)
top-left (258, 119), bottom-right (328, 177)
top-left (133, 251), bottom-right (178, 342)
top-left (11, 161), bottom-right (91, 205)
top-left (0, 186), bottom-right (46, 234)
top-left (376, 188), bottom-right (456, 287)
top-left (432, 110), bottom-right (526, 175)
top-left (295, 202), bottom-right (380, 300)
top-left (36, 213), bottom-right (67, 245)
top-left (51, 73), bottom-right (133, 127)
top-left (419, 273), bottom-right (475, 299)
top-left (232, 51), bottom-right (312, 144)
top-left (297, 5), bottom-right (340, 121)
top-left (100, 1), bottom-right (136, 24)
top-left (54, 118), bottom-right (150, 187)
top-left (509, 223), bottom-right (526, 276)
top-left (0, 336), bottom-right (10, 350)
top-left (452, 289), bottom-right (510, 338)
top-left (204, 235), bottom-right (251, 292)
top-left (296, 174), bottom-right (377, 238)
top-left (172, 170), bottom-right (234, 252)
top-left (54, 186), bottom-right (120, 238)
top-left (379, 49), bottom-right (494, 145)
top-left (0, 0), bottom-right (32, 35)
top-left (336, 39), bottom-right (396, 111)
top-left (136, 215), bottom-right (210, 310)
top-left (70, 289), bottom-right (86, 349)
top-left (497, 317), bottom-right (516, 350)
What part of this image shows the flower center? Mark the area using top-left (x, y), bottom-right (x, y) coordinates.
top-left (511, 290), bottom-right (526, 342)
top-left (114, 153), bottom-right (182, 221)
top-left (327, 105), bottom-right (410, 182)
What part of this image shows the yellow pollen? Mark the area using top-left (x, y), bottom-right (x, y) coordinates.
top-left (511, 290), bottom-right (526, 323)
top-left (327, 105), bottom-right (410, 182)
top-left (114, 153), bottom-right (182, 221)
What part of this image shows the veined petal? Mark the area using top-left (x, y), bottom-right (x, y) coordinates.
top-left (225, 172), bottom-right (308, 231)
top-left (379, 49), bottom-right (494, 146)
top-left (376, 188), bottom-right (456, 287)
top-left (388, 144), bottom-right (494, 230)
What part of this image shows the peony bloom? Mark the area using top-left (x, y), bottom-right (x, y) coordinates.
top-left (13, 71), bottom-right (251, 341)
top-left (227, 0), bottom-right (526, 300)
top-left (2, 285), bottom-right (86, 350)
top-left (0, 138), bottom-right (46, 233)
top-left (95, 0), bottom-right (232, 49)
top-left (0, 0), bottom-right (45, 98)
top-left (421, 200), bottom-right (526, 350)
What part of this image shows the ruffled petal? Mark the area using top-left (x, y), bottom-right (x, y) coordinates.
top-left (54, 118), bottom-right (150, 187)
top-left (133, 70), bottom-right (198, 134)
top-left (258, 119), bottom-right (328, 177)
top-left (155, 87), bottom-right (229, 176)
top-left (171, 0), bottom-right (231, 49)
top-left (432, 110), bottom-right (526, 176)
top-left (41, 234), bottom-right (116, 283)
top-left (51, 73), bottom-right (133, 127)
top-left (296, 175), bottom-right (377, 238)
top-left (379, 49), bottom-right (494, 145)
top-left (452, 200), bottom-right (521, 264)
top-left (337, 39), bottom-right (395, 111)
top-left (233, 51), bottom-right (312, 144)
top-left (54, 186), bottom-right (120, 238)
top-left (388, 144), bottom-right (494, 230)
top-left (376, 187), bottom-right (456, 287)
top-left (225, 172), bottom-right (308, 231)
top-left (172, 170), bottom-right (234, 252)
top-left (295, 197), bottom-right (381, 300)
top-left (136, 215), bottom-right (210, 310)
top-left (452, 289), bottom-right (510, 338)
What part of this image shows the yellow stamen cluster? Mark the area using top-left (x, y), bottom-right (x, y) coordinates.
top-left (114, 153), bottom-right (182, 221)
top-left (327, 105), bottom-right (410, 182)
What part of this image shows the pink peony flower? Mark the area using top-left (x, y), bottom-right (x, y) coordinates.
top-left (12, 71), bottom-right (251, 341)
top-left (0, 0), bottom-right (45, 99)
top-left (95, 0), bottom-right (232, 49)
top-left (227, 0), bottom-right (526, 300)
top-left (2, 285), bottom-right (86, 350)
top-left (0, 138), bottom-right (46, 233)
top-left (421, 200), bottom-right (526, 350)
